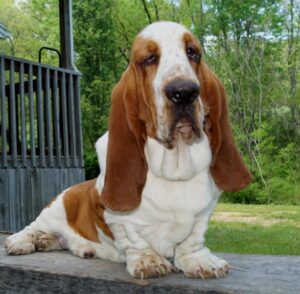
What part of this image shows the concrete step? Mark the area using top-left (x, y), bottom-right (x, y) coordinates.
top-left (0, 234), bottom-right (299, 293)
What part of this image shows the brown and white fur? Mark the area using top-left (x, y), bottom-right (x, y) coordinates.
top-left (5, 22), bottom-right (252, 279)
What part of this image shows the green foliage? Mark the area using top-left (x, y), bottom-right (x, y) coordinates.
top-left (0, 0), bottom-right (59, 64)
top-left (72, 0), bottom-right (124, 178)
top-left (84, 149), bottom-right (100, 180)
top-left (1, 0), bottom-right (299, 202)
top-left (223, 122), bottom-right (300, 205)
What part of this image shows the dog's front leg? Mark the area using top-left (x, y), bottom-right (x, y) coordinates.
top-left (174, 213), bottom-right (230, 279)
top-left (109, 223), bottom-right (174, 279)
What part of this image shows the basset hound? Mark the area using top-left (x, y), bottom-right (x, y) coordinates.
top-left (5, 21), bottom-right (252, 279)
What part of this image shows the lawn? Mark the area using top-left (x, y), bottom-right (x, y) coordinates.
top-left (206, 203), bottom-right (300, 255)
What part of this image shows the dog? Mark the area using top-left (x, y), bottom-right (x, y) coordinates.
top-left (5, 21), bottom-right (251, 279)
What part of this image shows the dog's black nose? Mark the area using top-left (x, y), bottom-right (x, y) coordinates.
top-left (165, 79), bottom-right (200, 105)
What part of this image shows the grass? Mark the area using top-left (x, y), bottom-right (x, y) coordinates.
top-left (205, 203), bottom-right (300, 255)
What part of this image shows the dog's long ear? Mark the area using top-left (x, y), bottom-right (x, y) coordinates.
top-left (101, 67), bottom-right (148, 211)
top-left (198, 62), bottom-right (252, 191)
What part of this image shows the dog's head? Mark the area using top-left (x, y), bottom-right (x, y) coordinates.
top-left (101, 22), bottom-right (252, 211)
top-left (131, 22), bottom-right (204, 149)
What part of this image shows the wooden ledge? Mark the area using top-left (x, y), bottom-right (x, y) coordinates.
top-left (0, 234), bottom-right (299, 293)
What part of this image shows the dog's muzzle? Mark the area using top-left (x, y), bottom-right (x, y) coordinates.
top-left (161, 79), bottom-right (202, 148)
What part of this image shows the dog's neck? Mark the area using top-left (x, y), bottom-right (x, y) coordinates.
top-left (144, 134), bottom-right (212, 181)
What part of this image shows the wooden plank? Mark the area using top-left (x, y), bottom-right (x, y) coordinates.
top-left (19, 63), bottom-right (27, 167)
top-left (40, 169), bottom-right (54, 208)
top-left (15, 168), bottom-right (21, 231)
top-left (9, 60), bottom-right (17, 166)
top-left (40, 169), bottom-right (48, 208)
top-left (52, 70), bottom-right (61, 167)
top-left (39, 169), bottom-right (61, 209)
top-left (68, 168), bottom-right (75, 186)
top-left (43, 168), bottom-right (61, 207)
top-left (81, 168), bottom-right (85, 181)
top-left (61, 72), bottom-right (69, 167)
top-left (77, 168), bottom-right (85, 183)
top-left (19, 168), bottom-right (27, 228)
top-left (0, 57), bottom-right (7, 167)
top-left (36, 66), bottom-right (45, 167)
top-left (8, 168), bottom-right (20, 232)
top-left (68, 168), bottom-right (84, 186)
top-left (24, 168), bottom-right (33, 226)
top-left (52, 169), bottom-right (61, 199)
top-left (0, 170), bottom-right (10, 231)
top-left (28, 64), bottom-right (36, 167)
top-left (67, 74), bottom-right (76, 167)
top-left (59, 168), bottom-right (69, 191)
top-left (44, 68), bottom-right (53, 167)
top-left (31, 168), bottom-right (42, 219)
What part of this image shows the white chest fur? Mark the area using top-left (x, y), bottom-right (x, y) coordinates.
top-left (96, 133), bottom-right (220, 258)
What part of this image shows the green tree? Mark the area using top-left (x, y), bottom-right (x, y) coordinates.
top-left (73, 0), bottom-right (122, 178)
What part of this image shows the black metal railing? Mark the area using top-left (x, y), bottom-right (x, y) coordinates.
top-left (0, 54), bottom-right (83, 168)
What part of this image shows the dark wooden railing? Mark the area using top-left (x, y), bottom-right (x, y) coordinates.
top-left (0, 54), bottom-right (85, 232)
top-left (0, 54), bottom-right (83, 169)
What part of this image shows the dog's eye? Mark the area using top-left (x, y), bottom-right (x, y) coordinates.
top-left (186, 47), bottom-right (200, 63)
top-left (142, 54), bottom-right (157, 66)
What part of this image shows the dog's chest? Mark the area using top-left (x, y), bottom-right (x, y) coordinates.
top-left (102, 135), bottom-right (217, 257)
top-left (104, 169), bottom-right (216, 257)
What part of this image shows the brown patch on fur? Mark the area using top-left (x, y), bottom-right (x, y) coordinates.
top-left (64, 179), bottom-right (113, 242)
top-left (100, 66), bottom-right (148, 212)
top-left (131, 37), bottom-right (160, 138)
top-left (183, 32), bottom-right (202, 72)
top-left (197, 62), bottom-right (252, 191)
top-left (101, 37), bottom-right (161, 212)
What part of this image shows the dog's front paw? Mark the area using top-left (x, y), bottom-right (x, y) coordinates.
top-left (127, 253), bottom-right (174, 279)
top-left (5, 230), bottom-right (35, 255)
top-left (175, 248), bottom-right (230, 279)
